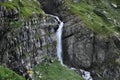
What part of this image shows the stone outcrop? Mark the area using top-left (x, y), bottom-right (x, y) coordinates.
top-left (61, 11), bottom-right (120, 80)
top-left (40, 0), bottom-right (120, 80)
top-left (0, 5), bottom-right (58, 77)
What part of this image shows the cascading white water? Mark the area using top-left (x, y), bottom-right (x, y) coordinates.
top-left (48, 14), bottom-right (64, 65)
top-left (48, 14), bottom-right (93, 80)
top-left (56, 22), bottom-right (64, 65)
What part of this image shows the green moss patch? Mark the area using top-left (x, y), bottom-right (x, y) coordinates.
top-left (0, 66), bottom-right (25, 80)
top-left (34, 61), bottom-right (83, 80)
top-left (65, 0), bottom-right (120, 36)
top-left (0, 0), bottom-right (43, 18)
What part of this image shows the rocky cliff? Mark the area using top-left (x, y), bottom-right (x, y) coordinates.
top-left (0, 0), bottom-right (58, 78)
top-left (62, 10), bottom-right (120, 80)
top-left (0, 0), bottom-right (120, 80)
top-left (40, 0), bottom-right (120, 80)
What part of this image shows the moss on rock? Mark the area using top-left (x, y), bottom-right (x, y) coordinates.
top-left (0, 0), bottom-right (43, 18)
top-left (65, 0), bottom-right (120, 36)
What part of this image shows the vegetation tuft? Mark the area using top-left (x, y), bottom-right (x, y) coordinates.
top-left (0, 66), bottom-right (25, 80)
top-left (33, 60), bottom-right (83, 80)
top-left (0, 0), bottom-right (43, 18)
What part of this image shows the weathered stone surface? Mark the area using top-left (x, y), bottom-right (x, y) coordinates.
top-left (0, 6), bottom-right (58, 77)
top-left (61, 12), bottom-right (120, 80)
top-left (61, 13), bottom-right (93, 69)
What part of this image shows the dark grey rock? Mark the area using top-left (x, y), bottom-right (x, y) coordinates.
top-left (0, 6), bottom-right (58, 77)
top-left (59, 11), bottom-right (120, 80)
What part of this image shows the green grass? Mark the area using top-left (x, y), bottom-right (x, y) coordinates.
top-left (0, 0), bottom-right (44, 28)
top-left (0, 66), bottom-right (25, 80)
top-left (0, 0), bottom-right (43, 18)
top-left (34, 61), bottom-right (83, 80)
top-left (65, 0), bottom-right (120, 36)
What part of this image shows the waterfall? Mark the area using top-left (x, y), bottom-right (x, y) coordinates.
top-left (56, 22), bottom-right (64, 65)
top-left (48, 14), bottom-right (93, 80)
top-left (48, 14), bottom-right (64, 65)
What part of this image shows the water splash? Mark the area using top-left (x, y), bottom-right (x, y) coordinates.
top-left (70, 67), bottom-right (93, 80)
top-left (80, 69), bottom-right (93, 80)
top-left (47, 14), bottom-right (93, 80)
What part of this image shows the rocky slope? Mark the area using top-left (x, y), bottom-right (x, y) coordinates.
top-left (40, 0), bottom-right (120, 80)
top-left (62, 11), bottom-right (120, 80)
top-left (0, 0), bottom-right (83, 80)
top-left (0, 0), bottom-right (59, 78)
top-left (0, 0), bottom-right (120, 80)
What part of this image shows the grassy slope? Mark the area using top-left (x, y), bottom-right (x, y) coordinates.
top-left (34, 61), bottom-right (83, 80)
top-left (0, 0), bottom-right (44, 28)
top-left (65, 0), bottom-right (120, 36)
top-left (0, 0), bottom-right (43, 20)
top-left (0, 66), bottom-right (25, 80)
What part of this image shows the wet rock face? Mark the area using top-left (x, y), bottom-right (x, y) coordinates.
top-left (62, 13), bottom-right (93, 68)
top-left (61, 12), bottom-right (120, 80)
top-left (39, 0), bottom-right (64, 14)
top-left (0, 7), bottom-right (58, 76)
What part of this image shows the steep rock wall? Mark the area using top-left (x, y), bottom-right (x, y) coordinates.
top-left (61, 8), bottom-right (120, 80)
top-left (58, 8), bottom-right (120, 80)
top-left (0, 5), bottom-right (58, 77)
top-left (40, 0), bottom-right (120, 80)
top-left (0, 0), bottom-right (120, 80)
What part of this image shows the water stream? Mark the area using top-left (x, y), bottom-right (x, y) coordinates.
top-left (56, 22), bottom-right (64, 65)
top-left (48, 14), bottom-right (64, 65)
top-left (80, 69), bottom-right (93, 80)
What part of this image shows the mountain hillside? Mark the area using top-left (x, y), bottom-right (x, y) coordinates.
top-left (0, 0), bottom-right (120, 80)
